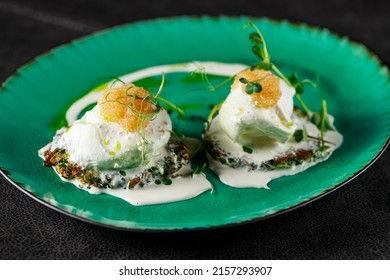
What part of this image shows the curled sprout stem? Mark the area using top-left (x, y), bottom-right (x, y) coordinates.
top-left (295, 94), bottom-right (311, 113)
top-left (208, 74), bottom-right (237, 92)
top-left (110, 77), bottom-right (126, 88)
top-left (244, 22), bottom-right (270, 63)
top-left (154, 72), bottom-right (165, 100)
top-left (245, 21), bottom-right (315, 113)
top-left (207, 102), bottom-right (223, 123)
top-left (271, 65), bottom-right (290, 86)
top-left (100, 73), bottom-right (187, 167)
top-left (307, 135), bottom-right (335, 146)
top-left (320, 99), bottom-right (327, 149)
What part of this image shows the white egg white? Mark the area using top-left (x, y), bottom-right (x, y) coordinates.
top-left (206, 71), bottom-right (343, 188)
top-left (46, 106), bottom-right (171, 170)
top-left (218, 79), bottom-right (296, 145)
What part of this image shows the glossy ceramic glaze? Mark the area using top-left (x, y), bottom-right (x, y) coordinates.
top-left (0, 16), bottom-right (389, 230)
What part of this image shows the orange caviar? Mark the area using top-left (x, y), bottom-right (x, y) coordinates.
top-left (98, 83), bottom-right (157, 132)
top-left (232, 69), bottom-right (281, 108)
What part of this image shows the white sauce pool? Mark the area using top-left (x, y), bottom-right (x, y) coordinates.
top-left (39, 136), bottom-right (212, 206)
top-left (75, 174), bottom-right (211, 206)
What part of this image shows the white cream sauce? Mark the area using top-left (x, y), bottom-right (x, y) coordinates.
top-left (39, 136), bottom-right (212, 206)
top-left (207, 155), bottom-right (316, 189)
top-left (74, 174), bottom-right (211, 206)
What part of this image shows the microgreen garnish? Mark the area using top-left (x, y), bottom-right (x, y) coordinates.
top-left (307, 99), bottom-right (334, 149)
top-left (156, 96), bottom-right (186, 117)
top-left (101, 73), bottom-right (187, 168)
top-left (306, 135), bottom-right (336, 146)
top-left (194, 162), bottom-right (208, 174)
top-left (148, 166), bottom-right (160, 176)
top-left (202, 21), bottom-right (318, 124)
top-left (163, 178), bottom-right (172, 185)
top-left (293, 129), bottom-right (306, 142)
top-left (243, 146), bottom-right (253, 154)
top-left (192, 22), bottom-right (333, 162)
top-left (190, 64), bottom-right (216, 91)
top-left (245, 22), bottom-right (271, 64)
top-left (95, 76), bottom-right (125, 88)
top-left (192, 162), bottom-right (214, 193)
top-left (244, 22), bottom-right (336, 149)
top-left (250, 62), bottom-right (273, 71)
top-left (239, 77), bottom-right (262, 94)
top-left (191, 64), bottom-right (235, 92)
top-left (244, 21), bottom-right (317, 115)
top-left (288, 74), bottom-right (304, 94)
top-left (207, 102), bottom-right (223, 123)
top-left (170, 130), bottom-right (185, 141)
top-left (320, 100), bottom-right (328, 150)
top-left (288, 74), bottom-right (317, 95)
top-left (208, 75), bottom-right (236, 92)
top-left (310, 108), bottom-right (333, 132)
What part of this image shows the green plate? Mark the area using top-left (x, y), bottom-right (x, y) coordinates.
top-left (0, 16), bottom-right (389, 231)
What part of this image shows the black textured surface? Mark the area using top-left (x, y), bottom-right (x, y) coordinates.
top-left (0, 0), bottom-right (389, 259)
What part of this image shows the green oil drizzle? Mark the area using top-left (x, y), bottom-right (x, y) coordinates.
top-left (77, 103), bottom-right (96, 119)
top-left (49, 71), bottom-right (229, 132)
top-left (135, 76), bottom-right (170, 89)
top-left (49, 108), bottom-right (69, 131)
top-left (49, 82), bottom-right (109, 131)
top-left (178, 103), bottom-right (206, 109)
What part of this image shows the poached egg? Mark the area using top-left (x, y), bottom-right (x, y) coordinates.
top-left (219, 70), bottom-right (296, 145)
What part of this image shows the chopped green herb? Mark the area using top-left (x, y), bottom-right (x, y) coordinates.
top-left (308, 100), bottom-right (334, 149)
top-left (250, 61), bottom-right (273, 71)
top-left (163, 178), bottom-right (172, 185)
top-left (240, 79), bottom-right (262, 95)
top-left (320, 100), bottom-right (327, 149)
top-left (288, 73), bottom-right (313, 94)
top-left (247, 82), bottom-right (262, 94)
top-left (243, 146), bottom-right (253, 154)
top-left (245, 84), bottom-right (254, 94)
top-left (249, 32), bottom-right (263, 45)
top-left (293, 129), bottom-right (305, 142)
top-left (171, 130), bottom-right (184, 141)
top-left (149, 166), bottom-right (160, 176)
top-left (239, 77), bottom-right (249, 84)
top-left (207, 102), bottom-right (223, 123)
top-left (119, 170), bottom-right (126, 176)
top-left (194, 162), bottom-right (208, 174)
top-left (310, 111), bottom-right (333, 131)
top-left (114, 142), bottom-right (121, 151)
top-left (155, 179), bottom-right (161, 185)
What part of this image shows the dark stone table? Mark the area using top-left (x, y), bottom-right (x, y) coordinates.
top-left (1, 0), bottom-right (389, 259)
